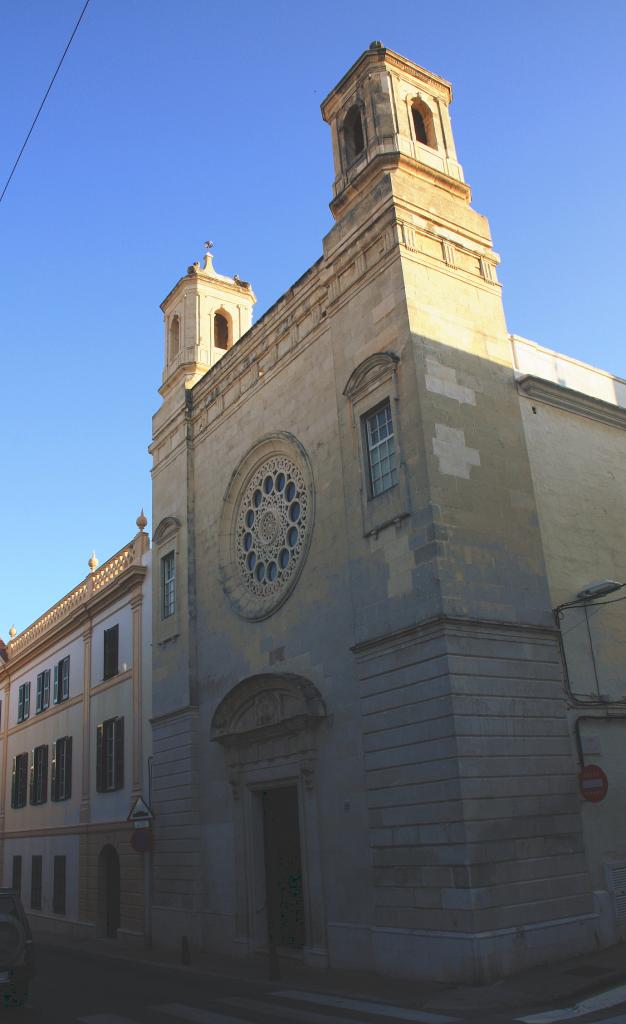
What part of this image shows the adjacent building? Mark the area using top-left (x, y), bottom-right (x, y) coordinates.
top-left (148, 43), bottom-right (626, 984)
top-left (0, 520), bottom-right (151, 942)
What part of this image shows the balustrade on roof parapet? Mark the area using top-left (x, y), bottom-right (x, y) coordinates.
top-left (5, 531), bottom-right (148, 661)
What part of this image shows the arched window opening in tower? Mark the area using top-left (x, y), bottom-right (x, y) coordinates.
top-left (169, 315), bottom-right (180, 361)
top-left (214, 312), bottom-right (230, 350)
top-left (411, 103), bottom-right (434, 148)
top-left (344, 105), bottom-right (365, 165)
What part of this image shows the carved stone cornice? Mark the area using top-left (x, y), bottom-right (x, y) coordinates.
top-left (330, 152), bottom-right (471, 221)
top-left (351, 614), bottom-right (559, 660)
top-left (321, 47), bottom-right (452, 120)
top-left (516, 374), bottom-right (626, 430)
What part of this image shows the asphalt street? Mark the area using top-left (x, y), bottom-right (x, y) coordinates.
top-left (8, 946), bottom-right (626, 1024)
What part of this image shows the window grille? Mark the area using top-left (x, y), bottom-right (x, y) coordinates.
top-left (53, 856), bottom-right (66, 915)
top-left (12, 855), bottom-right (22, 897)
top-left (31, 855), bottom-right (42, 910)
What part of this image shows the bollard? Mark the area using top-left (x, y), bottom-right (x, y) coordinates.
top-left (181, 934), bottom-right (191, 965)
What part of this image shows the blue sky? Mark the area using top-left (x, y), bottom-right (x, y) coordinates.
top-left (1, 0), bottom-right (625, 636)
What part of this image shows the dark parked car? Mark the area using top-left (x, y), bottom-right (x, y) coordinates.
top-left (0, 889), bottom-right (34, 1007)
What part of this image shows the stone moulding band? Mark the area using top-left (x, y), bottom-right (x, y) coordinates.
top-left (516, 374), bottom-right (626, 430)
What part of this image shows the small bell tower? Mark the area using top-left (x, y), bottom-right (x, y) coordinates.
top-left (159, 250), bottom-right (256, 398)
top-left (321, 42), bottom-right (466, 222)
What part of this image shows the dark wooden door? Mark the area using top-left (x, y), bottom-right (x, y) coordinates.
top-left (262, 786), bottom-right (305, 949)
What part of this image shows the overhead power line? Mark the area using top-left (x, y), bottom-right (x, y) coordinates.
top-left (0, 0), bottom-right (91, 208)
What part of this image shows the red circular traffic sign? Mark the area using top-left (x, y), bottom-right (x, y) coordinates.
top-left (130, 828), bottom-right (154, 853)
top-left (579, 763), bottom-right (608, 803)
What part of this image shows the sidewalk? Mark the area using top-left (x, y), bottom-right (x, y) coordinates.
top-left (36, 929), bottom-right (626, 1017)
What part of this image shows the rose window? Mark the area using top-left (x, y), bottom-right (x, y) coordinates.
top-left (235, 457), bottom-right (309, 598)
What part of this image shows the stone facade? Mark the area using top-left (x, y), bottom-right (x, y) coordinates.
top-left (149, 44), bottom-right (626, 982)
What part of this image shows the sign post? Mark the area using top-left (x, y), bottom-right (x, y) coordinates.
top-left (127, 796), bottom-right (155, 949)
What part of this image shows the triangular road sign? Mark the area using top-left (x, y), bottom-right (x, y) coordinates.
top-left (127, 795), bottom-right (154, 822)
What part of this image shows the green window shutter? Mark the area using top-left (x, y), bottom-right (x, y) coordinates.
top-left (103, 626), bottom-right (119, 680)
top-left (63, 657), bottom-right (70, 699)
top-left (96, 724), bottom-right (104, 792)
top-left (11, 758), bottom-right (16, 808)
top-left (51, 739), bottom-right (57, 801)
top-left (66, 737), bottom-right (72, 800)
top-left (42, 746), bottom-right (49, 803)
top-left (114, 717), bottom-right (124, 790)
top-left (53, 663), bottom-right (59, 704)
top-left (36, 675), bottom-right (42, 714)
top-left (29, 751), bottom-right (35, 804)
top-left (18, 686), bottom-right (23, 722)
top-left (24, 682), bottom-right (30, 718)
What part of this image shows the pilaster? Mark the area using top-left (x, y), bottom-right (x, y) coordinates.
top-left (131, 589), bottom-right (143, 796)
top-left (80, 622), bottom-right (92, 823)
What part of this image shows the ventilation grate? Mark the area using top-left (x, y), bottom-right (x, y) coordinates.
top-left (606, 862), bottom-right (626, 928)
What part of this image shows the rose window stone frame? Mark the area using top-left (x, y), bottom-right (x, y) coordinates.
top-left (219, 433), bottom-right (315, 620)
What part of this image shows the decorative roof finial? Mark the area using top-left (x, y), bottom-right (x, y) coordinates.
top-left (136, 508), bottom-right (148, 532)
top-left (9, 625), bottom-right (16, 639)
top-left (203, 241), bottom-right (215, 273)
top-left (88, 551), bottom-right (99, 573)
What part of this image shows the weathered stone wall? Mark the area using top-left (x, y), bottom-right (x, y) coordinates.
top-left (149, 45), bottom-right (608, 981)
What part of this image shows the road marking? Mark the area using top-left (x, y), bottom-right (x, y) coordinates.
top-left (584, 1017), bottom-right (626, 1024)
top-left (517, 981), bottom-right (626, 1022)
top-left (152, 1004), bottom-right (252, 1024)
top-left (78, 1016), bottom-right (141, 1024)
top-left (225, 994), bottom-right (372, 1024)
top-left (272, 990), bottom-right (462, 1023)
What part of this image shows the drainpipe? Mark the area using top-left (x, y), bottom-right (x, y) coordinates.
top-left (144, 755), bottom-right (154, 949)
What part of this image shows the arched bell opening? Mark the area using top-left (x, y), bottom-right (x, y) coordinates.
top-left (343, 104), bottom-right (366, 166)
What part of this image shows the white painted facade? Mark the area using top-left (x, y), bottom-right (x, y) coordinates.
top-left (0, 525), bottom-right (151, 942)
top-left (515, 339), bottom-right (626, 944)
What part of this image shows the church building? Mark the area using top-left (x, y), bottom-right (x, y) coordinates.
top-left (149, 44), bottom-right (626, 982)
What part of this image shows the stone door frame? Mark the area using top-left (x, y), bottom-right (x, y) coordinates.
top-left (211, 673), bottom-right (329, 968)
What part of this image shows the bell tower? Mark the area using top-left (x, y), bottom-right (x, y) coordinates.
top-left (159, 251), bottom-right (256, 398)
top-left (321, 41), bottom-right (466, 222)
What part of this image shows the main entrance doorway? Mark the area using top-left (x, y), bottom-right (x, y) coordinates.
top-left (97, 844), bottom-right (120, 939)
top-left (261, 786), bottom-right (305, 950)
